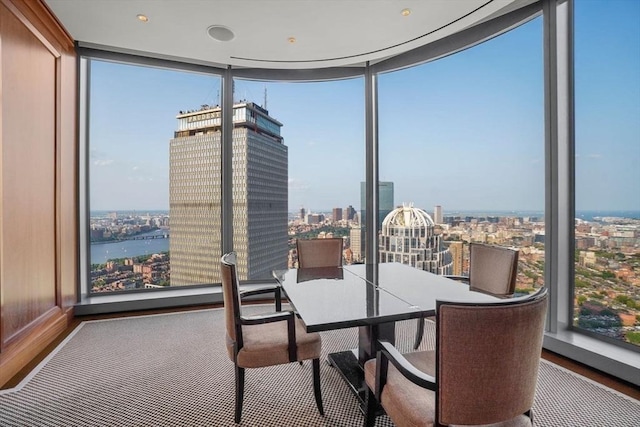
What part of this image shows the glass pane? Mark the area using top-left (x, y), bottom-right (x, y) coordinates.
top-left (89, 60), bottom-right (221, 292)
top-left (231, 79), bottom-right (364, 280)
top-left (574, 0), bottom-right (640, 348)
top-left (378, 18), bottom-right (544, 293)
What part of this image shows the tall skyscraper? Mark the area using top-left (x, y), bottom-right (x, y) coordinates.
top-left (332, 207), bottom-right (343, 222)
top-left (379, 204), bottom-right (452, 275)
top-left (359, 181), bottom-right (394, 262)
top-left (350, 227), bottom-right (362, 263)
top-left (360, 181), bottom-right (394, 229)
top-left (344, 205), bottom-right (356, 221)
top-left (434, 205), bottom-right (443, 224)
top-left (447, 241), bottom-right (464, 276)
top-left (169, 102), bottom-right (287, 285)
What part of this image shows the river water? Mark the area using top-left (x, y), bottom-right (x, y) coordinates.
top-left (90, 229), bottom-right (169, 265)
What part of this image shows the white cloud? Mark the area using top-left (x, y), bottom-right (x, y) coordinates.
top-left (127, 176), bottom-right (153, 182)
top-left (93, 159), bottom-right (114, 166)
top-left (575, 153), bottom-right (602, 159)
top-left (288, 178), bottom-right (309, 191)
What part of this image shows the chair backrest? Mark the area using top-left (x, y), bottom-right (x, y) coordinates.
top-left (435, 287), bottom-right (548, 426)
top-left (468, 243), bottom-right (518, 296)
top-left (296, 238), bottom-right (343, 268)
top-left (221, 252), bottom-right (243, 349)
top-left (296, 266), bottom-right (344, 283)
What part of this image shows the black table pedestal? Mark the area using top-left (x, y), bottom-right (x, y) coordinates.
top-left (327, 350), bottom-right (368, 408)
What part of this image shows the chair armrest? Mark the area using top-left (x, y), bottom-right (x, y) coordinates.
top-left (239, 310), bottom-right (294, 325)
top-left (240, 285), bottom-right (282, 311)
top-left (377, 341), bottom-right (436, 393)
top-left (239, 310), bottom-right (298, 362)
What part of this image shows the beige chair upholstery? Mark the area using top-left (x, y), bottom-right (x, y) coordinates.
top-left (221, 252), bottom-right (324, 423)
top-left (414, 243), bottom-right (519, 349)
top-left (296, 237), bottom-right (343, 268)
top-left (364, 288), bottom-right (548, 427)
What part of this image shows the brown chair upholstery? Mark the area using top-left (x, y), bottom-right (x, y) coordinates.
top-left (466, 242), bottom-right (519, 295)
top-left (414, 243), bottom-right (519, 349)
top-left (221, 252), bottom-right (324, 423)
top-left (296, 237), bottom-right (343, 268)
top-left (364, 287), bottom-right (548, 427)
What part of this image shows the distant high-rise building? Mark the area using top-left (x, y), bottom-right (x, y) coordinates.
top-left (306, 213), bottom-right (325, 224)
top-left (169, 102), bottom-right (287, 285)
top-left (300, 206), bottom-right (306, 220)
top-left (447, 241), bottom-right (464, 276)
top-left (360, 181), bottom-right (394, 229)
top-left (360, 181), bottom-right (394, 261)
top-left (379, 204), bottom-right (452, 275)
top-left (434, 205), bottom-right (443, 224)
top-left (344, 205), bottom-right (356, 221)
top-left (332, 207), bottom-right (343, 222)
top-left (350, 227), bottom-right (362, 263)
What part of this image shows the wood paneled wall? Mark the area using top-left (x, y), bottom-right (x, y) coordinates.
top-left (0, 0), bottom-right (77, 387)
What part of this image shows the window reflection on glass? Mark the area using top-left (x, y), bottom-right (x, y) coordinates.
top-left (88, 60), bottom-right (220, 292)
top-left (378, 18), bottom-right (544, 294)
top-left (574, 0), bottom-right (640, 348)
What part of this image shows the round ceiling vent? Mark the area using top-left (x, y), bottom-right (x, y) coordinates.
top-left (207, 25), bottom-right (235, 42)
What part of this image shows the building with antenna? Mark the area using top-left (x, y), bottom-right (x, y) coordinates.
top-left (169, 102), bottom-right (287, 285)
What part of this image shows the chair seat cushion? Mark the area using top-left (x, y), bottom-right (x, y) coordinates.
top-left (364, 351), bottom-right (532, 427)
top-left (228, 317), bottom-right (321, 368)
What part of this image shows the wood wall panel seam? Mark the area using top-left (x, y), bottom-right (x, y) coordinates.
top-left (2, 0), bottom-right (73, 49)
top-left (2, 306), bottom-right (62, 349)
top-left (0, 0), bottom-right (60, 57)
top-left (0, 310), bottom-right (68, 387)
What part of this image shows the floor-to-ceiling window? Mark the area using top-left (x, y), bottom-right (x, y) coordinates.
top-left (377, 17), bottom-right (544, 292)
top-left (87, 59), bottom-right (221, 292)
top-left (230, 78), bottom-right (365, 280)
top-left (573, 0), bottom-right (640, 349)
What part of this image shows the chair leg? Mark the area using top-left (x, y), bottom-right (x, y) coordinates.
top-left (234, 365), bottom-right (245, 423)
top-left (312, 358), bottom-right (324, 416)
top-left (363, 387), bottom-right (377, 427)
top-left (526, 408), bottom-right (534, 424)
top-left (413, 318), bottom-right (425, 350)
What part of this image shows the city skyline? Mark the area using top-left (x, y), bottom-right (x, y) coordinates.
top-left (89, 2), bottom-right (638, 213)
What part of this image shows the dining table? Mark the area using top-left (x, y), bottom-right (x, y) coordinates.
top-left (272, 262), bottom-right (500, 408)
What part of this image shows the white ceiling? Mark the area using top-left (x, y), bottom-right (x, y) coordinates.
top-left (45, 0), bottom-right (530, 70)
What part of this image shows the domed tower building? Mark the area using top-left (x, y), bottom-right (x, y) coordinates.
top-left (379, 204), bottom-right (453, 275)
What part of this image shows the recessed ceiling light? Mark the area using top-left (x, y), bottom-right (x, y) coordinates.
top-left (207, 25), bottom-right (235, 42)
top-left (401, 8), bottom-right (411, 17)
top-left (288, 37), bottom-right (296, 44)
top-left (137, 14), bottom-right (149, 23)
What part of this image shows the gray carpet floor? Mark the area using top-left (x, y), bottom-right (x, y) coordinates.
top-left (0, 306), bottom-right (638, 426)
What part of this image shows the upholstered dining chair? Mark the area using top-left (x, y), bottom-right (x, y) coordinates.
top-left (220, 252), bottom-right (324, 423)
top-left (413, 242), bottom-right (519, 349)
top-left (364, 287), bottom-right (548, 427)
top-left (296, 237), bottom-right (344, 268)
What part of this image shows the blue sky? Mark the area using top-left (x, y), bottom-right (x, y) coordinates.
top-left (90, 0), bottom-right (639, 214)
